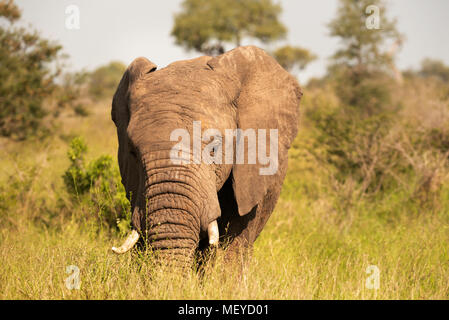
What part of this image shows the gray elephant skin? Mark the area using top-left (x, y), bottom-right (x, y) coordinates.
top-left (111, 46), bottom-right (302, 265)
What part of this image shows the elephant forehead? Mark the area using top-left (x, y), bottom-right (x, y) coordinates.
top-left (129, 67), bottom-right (237, 126)
top-left (142, 68), bottom-right (228, 100)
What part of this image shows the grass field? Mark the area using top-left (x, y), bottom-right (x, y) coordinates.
top-left (1, 98), bottom-right (448, 300)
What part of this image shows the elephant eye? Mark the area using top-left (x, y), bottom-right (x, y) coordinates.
top-left (209, 137), bottom-right (222, 157)
top-left (128, 139), bottom-right (138, 158)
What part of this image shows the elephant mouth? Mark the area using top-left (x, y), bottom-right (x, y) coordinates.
top-left (111, 219), bottom-right (219, 254)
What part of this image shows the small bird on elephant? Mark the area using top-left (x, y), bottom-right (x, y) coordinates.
top-left (111, 46), bottom-right (302, 266)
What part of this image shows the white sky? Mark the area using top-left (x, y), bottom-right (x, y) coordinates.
top-left (14, 0), bottom-right (449, 83)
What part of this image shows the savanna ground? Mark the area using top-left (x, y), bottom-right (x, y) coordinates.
top-left (1, 76), bottom-right (448, 299)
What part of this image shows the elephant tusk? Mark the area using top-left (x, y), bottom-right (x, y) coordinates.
top-left (208, 220), bottom-right (219, 246)
top-left (112, 230), bottom-right (140, 254)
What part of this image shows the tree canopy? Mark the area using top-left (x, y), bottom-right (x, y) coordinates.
top-left (327, 0), bottom-right (403, 115)
top-left (328, 0), bottom-right (402, 71)
top-left (171, 0), bottom-right (287, 55)
top-left (0, 0), bottom-right (62, 139)
top-left (88, 61), bottom-right (127, 100)
top-left (419, 58), bottom-right (449, 83)
top-left (272, 45), bottom-right (317, 72)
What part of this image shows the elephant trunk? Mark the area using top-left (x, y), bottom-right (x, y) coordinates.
top-left (142, 158), bottom-right (205, 264)
top-left (112, 148), bottom-right (221, 265)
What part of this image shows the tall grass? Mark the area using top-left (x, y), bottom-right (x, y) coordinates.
top-left (1, 84), bottom-right (448, 299)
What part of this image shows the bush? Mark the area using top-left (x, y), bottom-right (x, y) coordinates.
top-left (88, 61), bottom-right (126, 101)
top-left (329, 66), bottom-right (396, 117)
top-left (0, 161), bottom-right (58, 229)
top-left (56, 71), bottom-right (91, 117)
top-left (419, 58), bottom-right (449, 83)
top-left (308, 105), bottom-right (400, 195)
top-left (305, 75), bottom-right (449, 209)
top-left (0, 0), bottom-right (63, 140)
top-left (63, 137), bottom-right (131, 233)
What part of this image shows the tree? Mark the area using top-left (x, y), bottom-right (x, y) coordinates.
top-left (327, 0), bottom-right (403, 114)
top-left (88, 61), bottom-right (127, 101)
top-left (0, 0), bottom-right (63, 140)
top-left (171, 0), bottom-right (286, 55)
top-left (272, 45), bottom-right (316, 73)
top-left (328, 0), bottom-right (402, 71)
top-left (308, 0), bottom-right (406, 195)
top-left (418, 58), bottom-right (449, 83)
top-left (57, 70), bottom-right (91, 116)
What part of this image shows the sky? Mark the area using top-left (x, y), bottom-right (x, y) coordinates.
top-left (14, 0), bottom-right (449, 83)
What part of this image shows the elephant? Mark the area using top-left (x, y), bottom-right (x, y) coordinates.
top-left (111, 46), bottom-right (302, 266)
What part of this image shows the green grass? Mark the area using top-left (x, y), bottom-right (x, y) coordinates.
top-left (1, 102), bottom-right (448, 299)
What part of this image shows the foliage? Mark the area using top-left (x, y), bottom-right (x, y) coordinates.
top-left (63, 137), bottom-right (131, 232)
top-left (171, 0), bottom-right (286, 55)
top-left (0, 0), bottom-right (63, 140)
top-left (406, 58), bottom-right (449, 83)
top-left (272, 45), bottom-right (317, 72)
top-left (304, 0), bottom-right (408, 199)
top-left (328, 0), bottom-right (402, 70)
top-left (331, 66), bottom-right (396, 116)
top-left (88, 61), bottom-right (127, 101)
top-left (304, 72), bottom-right (449, 208)
top-left (55, 71), bottom-right (91, 117)
top-left (0, 165), bottom-right (36, 222)
top-left (0, 0), bottom-right (19, 22)
top-left (327, 0), bottom-right (403, 115)
top-left (307, 99), bottom-right (394, 195)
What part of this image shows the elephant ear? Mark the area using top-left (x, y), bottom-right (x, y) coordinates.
top-left (207, 46), bottom-right (302, 216)
top-left (111, 57), bottom-right (157, 204)
top-left (111, 57), bottom-right (157, 128)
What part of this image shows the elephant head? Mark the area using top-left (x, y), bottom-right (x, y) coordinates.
top-left (111, 46), bottom-right (301, 265)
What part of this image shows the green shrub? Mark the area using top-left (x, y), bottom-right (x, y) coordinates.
top-left (88, 61), bottom-right (126, 101)
top-left (56, 71), bottom-right (91, 117)
top-left (308, 104), bottom-right (397, 191)
top-left (0, 0), bottom-right (63, 140)
top-left (419, 58), bottom-right (449, 83)
top-left (305, 82), bottom-right (448, 209)
top-left (63, 137), bottom-right (131, 233)
top-left (0, 162), bottom-right (58, 229)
